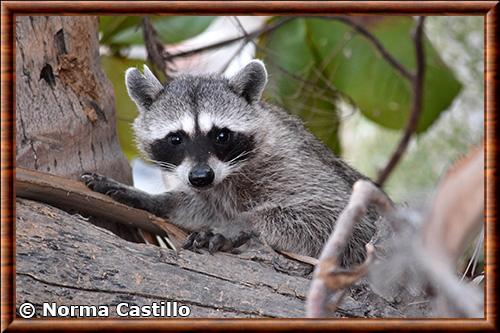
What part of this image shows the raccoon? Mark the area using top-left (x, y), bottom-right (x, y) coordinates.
top-left (82, 60), bottom-right (379, 266)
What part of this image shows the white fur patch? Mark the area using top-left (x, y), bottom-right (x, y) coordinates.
top-left (176, 159), bottom-right (193, 185)
top-left (180, 114), bottom-right (195, 135)
top-left (146, 122), bottom-right (180, 141)
top-left (197, 112), bottom-right (252, 134)
top-left (161, 171), bottom-right (185, 192)
top-left (198, 112), bottom-right (213, 133)
top-left (145, 115), bottom-right (195, 141)
top-left (208, 156), bottom-right (231, 185)
top-left (160, 159), bottom-right (195, 192)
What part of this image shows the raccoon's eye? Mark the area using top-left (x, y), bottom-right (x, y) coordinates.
top-left (215, 128), bottom-right (232, 144)
top-left (167, 133), bottom-right (183, 145)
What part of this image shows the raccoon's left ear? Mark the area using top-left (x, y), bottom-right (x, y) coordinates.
top-left (229, 60), bottom-right (267, 103)
top-left (125, 65), bottom-right (163, 109)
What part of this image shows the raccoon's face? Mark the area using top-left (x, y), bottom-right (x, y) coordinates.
top-left (125, 60), bottom-right (268, 191)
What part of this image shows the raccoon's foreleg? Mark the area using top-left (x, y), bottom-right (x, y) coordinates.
top-left (81, 172), bottom-right (173, 217)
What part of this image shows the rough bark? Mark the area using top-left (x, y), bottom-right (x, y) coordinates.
top-left (15, 15), bottom-right (130, 182)
top-left (15, 16), bottom-right (138, 240)
top-left (16, 198), bottom-right (410, 318)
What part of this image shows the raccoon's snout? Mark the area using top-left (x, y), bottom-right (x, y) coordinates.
top-left (188, 164), bottom-right (215, 188)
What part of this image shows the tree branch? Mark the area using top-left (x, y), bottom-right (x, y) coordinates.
top-left (306, 180), bottom-right (395, 317)
top-left (217, 17), bottom-right (254, 74)
top-left (376, 16), bottom-right (426, 186)
top-left (142, 17), bottom-right (169, 75)
top-left (164, 17), bottom-right (294, 61)
top-left (15, 167), bottom-right (188, 250)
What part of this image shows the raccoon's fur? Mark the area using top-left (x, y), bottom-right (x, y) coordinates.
top-left (82, 60), bottom-right (379, 266)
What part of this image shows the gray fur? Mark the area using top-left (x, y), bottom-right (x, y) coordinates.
top-left (85, 60), bottom-right (379, 266)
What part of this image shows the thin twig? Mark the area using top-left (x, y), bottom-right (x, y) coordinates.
top-left (164, 17), bottom-right (294, 61)
top-left (218, 17), bottom-right (254, 74)
top-left (142, 17), bottom-right (168, 75)
top-left (316, 16), bottom-right (413, 81)
top-left (230, 17), bottom-right (345, 116)
top-left (416, 243), bottom-right (483, 317)
top-left (306, 180), bottom-right (395, 317)
top-left (460, 232), bottom-right (483, 281)
top-left (376, 16), bottom-right (426, 186)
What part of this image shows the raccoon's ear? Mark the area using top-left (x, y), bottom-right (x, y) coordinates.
top-left (229, 60), bottom-right (267, 103)
top-left (125, 65), bottom-right (163, 109)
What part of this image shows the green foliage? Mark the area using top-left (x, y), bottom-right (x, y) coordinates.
top-left (100, 16), bottom-right (215, 48)
top-left (257, 19), bottom-right (343, 154)
top-left (260, 17), bottom-right (462, 153)
top-left (99, 16), bottom-right (462, 159)
top-left (100, 55), bottom-right (146, 159)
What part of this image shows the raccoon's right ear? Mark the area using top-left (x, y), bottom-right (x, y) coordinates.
top-left (125, 65), bottom-right (163, 109)
top-left (229, 60), bottom-right (268, 103)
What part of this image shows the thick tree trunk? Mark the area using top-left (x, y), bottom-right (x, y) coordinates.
top-left (15, 16), bottom-right (130, 182)
top-left (15, 16), bottom-right (138, 241)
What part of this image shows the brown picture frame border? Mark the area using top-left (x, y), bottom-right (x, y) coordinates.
top-left (1, 1), bottom-right (497, 331)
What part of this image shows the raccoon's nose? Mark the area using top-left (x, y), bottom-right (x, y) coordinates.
top-left (189, 164), bottom-right (215, 187)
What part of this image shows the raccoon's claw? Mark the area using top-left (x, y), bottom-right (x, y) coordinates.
top-left (181, 231), bottom-right (198, 250)
top-left (182, 230), bottom-right (214, 251)
top-left (80, 172), bottom-right (100, 190)
top-left (81, 172), bottom-right (114, 193)
top-left (193, 230), bottom-right (213, 249)
top-left (81, 172), bottom-right (133, 204)
top-left (208, 234), bottom-right (227, 254)
top-left (182, 230), bottom-right (253, 254)
top-left (231, 231), bottom-right (253, 248)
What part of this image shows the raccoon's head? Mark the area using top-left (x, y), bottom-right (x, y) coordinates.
top-left (125, 60), bottom-right (268, 191)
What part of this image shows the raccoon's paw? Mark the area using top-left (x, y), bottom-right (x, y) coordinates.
top-left (182, 230), bottom-right (253, 254)
top-left (80, 172), bottom-right (133, 203)
top-left (81, 172), bottom-right (121, 193)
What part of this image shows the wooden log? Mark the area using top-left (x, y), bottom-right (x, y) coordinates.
top-left (16, 198), bottom-right (407, 318)
top-left (16, 167), bottom-right (188, 250)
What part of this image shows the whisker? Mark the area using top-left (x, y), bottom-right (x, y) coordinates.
top-left (143, 157), bottom-right (177, 171)
top-left (227, 148), bottom-right (256, 165)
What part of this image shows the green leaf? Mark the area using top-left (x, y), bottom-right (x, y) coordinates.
top-left (99, 16), bottom-right (141, 45)
top-left (259, 17), bottom-right (462, 153)
top-left (258, 19), bottom-right (343, 154)
top-left (100, 55), bottom-right (146, 160)
top-left (100, 16), bottom-right (215, 47)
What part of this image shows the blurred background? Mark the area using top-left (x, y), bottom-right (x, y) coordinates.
top-left (98, 16), bottom-right (483, 207)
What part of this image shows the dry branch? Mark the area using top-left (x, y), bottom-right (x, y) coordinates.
top-left (164, 17), bottom-right (294, 62)
top-left (306, 180), bottom-right (395, 317)
top-left (15, 167), bottom-right (188, 249)
top-left (307, 141), bottom-right (484, 318)
top-left (142, 17), bottom-right (168, 75)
